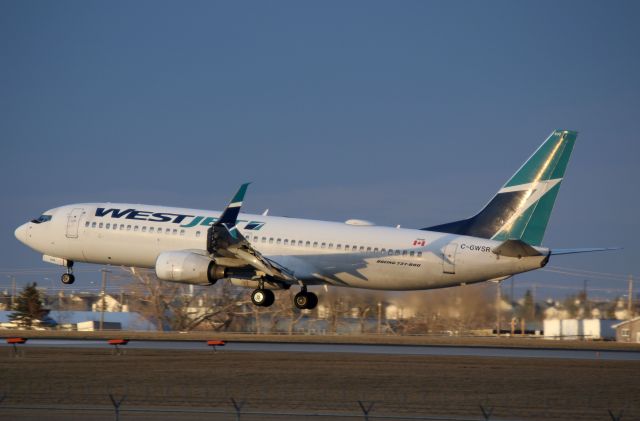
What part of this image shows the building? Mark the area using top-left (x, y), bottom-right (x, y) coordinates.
top-left (612, 317), bottom-right (640, 343)
top-left (543, 318), bottom-right (617, 340)
top-left (0, 310), bottom-right (155, 331)
top-left (91, 294), bottom-right (129, 312)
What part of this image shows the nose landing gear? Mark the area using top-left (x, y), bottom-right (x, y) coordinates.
top-left (61, 261), bottom-right (75, 285)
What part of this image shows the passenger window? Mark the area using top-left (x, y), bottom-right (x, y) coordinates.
top-left (284, 239), bottom-right (289, 245)
top-left (180, 230), bottom-right (185, 236)
top-left (402, 250), bottom-right (407, 256)
top-left (388, 249), bottom-right (393, 255)
top-left (91, 222), bottom-right (97, 228)
top-left (127, 225), bottom-right (132, 231)
top-left (360, 246), bottom-right (365, 251)
top-left (417, 251), bottom-right (423, 258)
top-left (142, 226), bottom-right (147, 233)
top-left (196, 231), bottom-right (201, 237)
top-left (106, 223), bottom-right (110, 229)
top-left (98, 223), bottom-right (103, 228)
top-left (172, 229), bottom-right (177, 235)
top-left (410, 251), bottom-right (415, 257)
top-left (262, 237), bottom-right (266, 243)
top-left (305, 241), bottom-right (311, 248)
top-left (134, 226), bottom-right (139, 232)
top-left (85, 221), bottom-right (90, 227)
top-left (269, 238), bottom-right (274, 244)
top-left (329, 243), bottom-right (334, 249)
top-left (149, 227), bottom-right (155, 233)
top-left (113, 224), bottom-right (117, 230)
top-left (276, 238), bottom-right (281, 245)
top-left (381, 248), bottom-right (385, 253)
top-left (313, 242), bottom-right (318, 248)
top-left (321, 243), bottom-right (326, 249)
top-left (366, 247), bottom-right (371, 252)
top-left (298, 240), bottom-right (303, 247)
top-left (374, 248), bottom-right (378, 253)
top-left (395, 250), bottom-right (401, 256)
top-left (345, 245), bottom-right (350, 251)
top-left (337, 244), bottom-right (342, 250)
top-left (165, 228), bottom-right (171, 234)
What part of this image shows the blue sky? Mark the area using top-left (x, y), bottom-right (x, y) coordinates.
top-left (1, 1), bottom-right (638, 301)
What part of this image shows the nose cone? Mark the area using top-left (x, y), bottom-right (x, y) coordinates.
top-left (14, 223), bottom-right (28, 245)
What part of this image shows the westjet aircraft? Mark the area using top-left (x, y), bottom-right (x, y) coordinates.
top-left (15, 130), bottom-right (611, 309)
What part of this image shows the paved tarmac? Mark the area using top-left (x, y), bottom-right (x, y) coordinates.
top-left (3, 339), bottom-right (640, 360)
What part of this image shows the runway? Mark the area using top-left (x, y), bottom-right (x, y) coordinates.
top-left (4, 339), bottom-right (640, 360)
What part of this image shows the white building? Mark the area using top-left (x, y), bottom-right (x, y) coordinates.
top-left (543, 318), bottom-right (616, 340)
top-left (92, 294), bottom-right (129, 312)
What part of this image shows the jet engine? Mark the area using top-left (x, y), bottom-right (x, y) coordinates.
top-left (155, 251), bottom-right (227, 285)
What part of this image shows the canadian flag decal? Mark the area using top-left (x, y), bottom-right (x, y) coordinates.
top-left (413, 239), bottom-right (426, 247)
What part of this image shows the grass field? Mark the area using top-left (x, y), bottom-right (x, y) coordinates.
top-left (2, 329), bottom-right (640, 351)
top-left (0, 345), bottom-right (638, 420)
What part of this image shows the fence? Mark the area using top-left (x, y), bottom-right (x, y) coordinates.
top-left (0, 382), bottom-right (634, 421)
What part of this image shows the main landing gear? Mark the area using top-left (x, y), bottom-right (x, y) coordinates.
top-left (61, 261), bottom-right (75, 285)
top-left (294, 286), bottom-right (318, 310)
top-left (251, 288), bottom-right (275, 307)
top-left (250, 282), bottom-right (318, 310)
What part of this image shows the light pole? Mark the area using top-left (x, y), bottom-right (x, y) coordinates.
top-left (100, 269), bottom-right (111, 331)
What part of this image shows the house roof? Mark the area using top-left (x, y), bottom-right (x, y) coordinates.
top-left (611, 316), bottom-right (640, 329)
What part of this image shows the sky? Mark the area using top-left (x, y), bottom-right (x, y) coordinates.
top-left (1, 1), bottom-right (639, 302)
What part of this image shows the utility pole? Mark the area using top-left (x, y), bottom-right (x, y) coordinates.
top-left (10, 276), bottom-right (16, 308)
top-left (99, 269), bottom-right (111, 331)
top-left (377, 301), bottom-right (382, 335)
top-left (628, 275), bottom-right (634, 319)
top-left (496, 281), bottom-right (502, 336)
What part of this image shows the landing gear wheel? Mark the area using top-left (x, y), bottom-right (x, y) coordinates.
top-left (251, 289), bottom-right (275, 307)
top-left (294, 291), bottom-right (318, 310)
top-left (61, 273), bottom-right (75, 285)
top-left (306, 292), bottom-right (318, 310)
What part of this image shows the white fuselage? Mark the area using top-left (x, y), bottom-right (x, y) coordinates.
top-left (15, 203), bottom-right (550, 290)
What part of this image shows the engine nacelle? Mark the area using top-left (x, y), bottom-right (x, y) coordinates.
top-left (155, 251), bottom-right (226, 285)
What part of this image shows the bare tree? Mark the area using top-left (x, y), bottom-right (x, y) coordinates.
top-left (127, 268), bottom-right (251, 332)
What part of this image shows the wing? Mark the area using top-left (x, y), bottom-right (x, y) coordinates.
top-left (206, 183), bottom-right (296, 282)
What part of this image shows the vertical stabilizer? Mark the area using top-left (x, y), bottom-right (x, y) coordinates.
top-left (423, 130), bottom-right (577, 246)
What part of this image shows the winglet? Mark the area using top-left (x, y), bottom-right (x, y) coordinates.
top-left (215, 183), bottom-right (251, 226)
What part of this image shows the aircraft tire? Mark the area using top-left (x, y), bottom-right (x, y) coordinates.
top-left (305, 292), bottom-right (318, 310)
top-left (61, 273), bottom-right (75, 285)
top-left (294, 292), bottom-right (309, 310)
top-left (262, 289), bottom-right (275, 307)
top-left (251, 288), bottom-right (274, 307)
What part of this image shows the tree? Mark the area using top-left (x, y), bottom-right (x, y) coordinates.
top-left (9, 282), bottom-right (48, 329)
top-left (127, 268), bottom-right (251, 332)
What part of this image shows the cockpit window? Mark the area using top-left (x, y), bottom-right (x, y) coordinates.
top-left (31, 214), bottom-right (52, 224)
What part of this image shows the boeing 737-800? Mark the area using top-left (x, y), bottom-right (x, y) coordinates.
top-left (14, 130), bottom-right (610, 309)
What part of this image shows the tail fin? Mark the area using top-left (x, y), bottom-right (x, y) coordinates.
top-left (423, 129), bottom-right (577, 246)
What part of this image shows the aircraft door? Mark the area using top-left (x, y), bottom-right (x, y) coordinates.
top-left (442, 242), bottom-right (458, 274)
top-left (66, 208), bottom-right (84, 239)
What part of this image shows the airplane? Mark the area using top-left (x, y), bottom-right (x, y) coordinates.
top-left (15, 130), bottom-right (613, 310)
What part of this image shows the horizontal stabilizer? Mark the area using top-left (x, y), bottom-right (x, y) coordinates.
top-left (550, 247), bottom-right (620, 255)
top-left (492, 239), bottom-right (543, 258)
